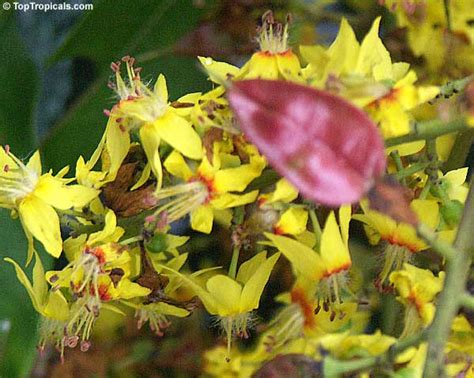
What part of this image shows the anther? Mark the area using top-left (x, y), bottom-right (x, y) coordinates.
top-left (110, 62), bottom-right (120, 72)
top-left (65, 335), bottom-right (79, 348)
top-left (314, 304), bottom-right (321, 314)
top-left (323, 301), bottom-right (329, 312)
top-left (80, 340), bottom-right (91, 352)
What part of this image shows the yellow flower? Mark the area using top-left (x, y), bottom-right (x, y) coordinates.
top-left (354, 199), bottom-right (441, 288)
top-left (272, 207), bottom-right (308, 236)
top-left (5, 252), bottom-right (70, 356)
top-left (156, 144), bottom-right (265, 234)
top-left (161, 251), bottom-right (280, 358)
top-left (0, 147), bottom-right (98, 260)
top-left (265, 278), bottom-right (358, 352)
top-left (43, 216), bottom-right (150, 350)
top-left (45, 210), bottom-right (130, 295)
top-left (258, 178), bottom-right (298, 206)
top-left (125, 252), bottom-right (193, 336)
top-left (383, 0), bottom-right (474, 75)
top-left (365, 70), bottom-right (439, 139)
top-left (199, 11), bottom-right (302, 83)
top-left (390, 263), bottom-right (444, 337)
top-left (242, 12), bottom-right (302, 81)
top-left (355, 199), bottom-right (439, 252)
top-left (301, 17), bottom-right (439, 140)
top-left (74, 134), bottom-right (109, 190)
top-left (266, 205), bottom-right (352, 316)
top-left (105, 58), bottom-right (203, 187)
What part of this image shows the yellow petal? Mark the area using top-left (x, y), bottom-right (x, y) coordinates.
top-left (259, 178), bottom-right (298, 204)
top-left (130, 163), bottom-right (151, 191)
top-left (19, 196), bottom-right (62, 257)
top-left (356, 17), bottom-right (392, 80)
top-left (214, 164), bottom-right (261, 193)
top-left (212, 208), bottom-right (232, 228)
top-left (106, 116), bottom-right (130, 177)
top-left (327, 18), bottom-right (360, 76)
top-left (117, 279), bottom-right (151, 299)
top-left (63, 233), bottom-right (87, 261)
top-left (275, 207), bottom-right (308, 235)
top-left (163, 151), bottom-right (193, 181)
top-left (240, 252), bottom-right (280, 312)
top-left (86, 132), bottom-right (106, 171)
top-left (153, 74), bottom-right (168, 103)
top-left (190, 205), bottom-right (214, 234)
top-left (43, 291), bottom-right (70, 321)
top-left (276, 52), bottom-right (302, 81)
top-left (339, 204), bottom-right (352, 245)
top-left (26, 151), bottom-right (42, 176)
top-left (154, 110), bottom-right (203, 160)
top-left (320, 212), bottom-right (351, 272)
top-left (4, 256), bottom-right (43, 313)
top-left (198, 56), bottom-right (240, 84)
top-left (411, 200), bottom-right (439, 229)
top-left (210, 191), bottom-right (259, 209)
top-left (149, 302), bottom-right (189, 318)
top-left (265, 233), bottom-right (323, 280)
top-left (242, 53), bottom-right (279, 80)
top-left (155, 263), bottom-right (218, 314)
top-left (444, 168), bottom-right (468, 187)
top-left (387, 141), bottom-right (425, 157)
top-left (88, 210), bottom-right (123, 246)
top-left (206, 275), bottom-right (242, 316)
top-left (139, 123), bottom-right (163, 189)
top-left (34, 174), bottom-right (98, 210)
top-left (236, 251), bottom-right (268, 284)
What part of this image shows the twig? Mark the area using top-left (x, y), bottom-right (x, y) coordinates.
top-left (385, 118), bottom-right (469, 147)
top-left (459, 293), bottom-right (474, 310)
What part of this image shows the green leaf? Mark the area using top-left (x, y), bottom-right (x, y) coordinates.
top-left (0, 213), bottom-right (52, 377)
top-left (42, 0), bottom-right (211, 171)
top-left (0, 12), bottom-right (39, 156)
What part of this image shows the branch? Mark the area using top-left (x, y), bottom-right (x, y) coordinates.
top-left (423, 175), bottom-right (474, 377)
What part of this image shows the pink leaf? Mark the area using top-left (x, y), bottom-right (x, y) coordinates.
top-left (228, 80), bottom-right (386, 206)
